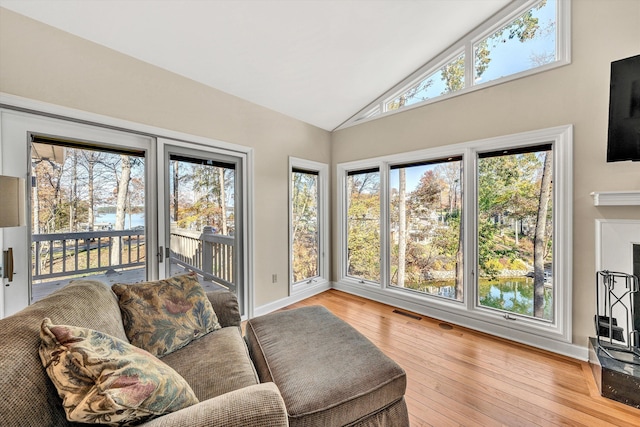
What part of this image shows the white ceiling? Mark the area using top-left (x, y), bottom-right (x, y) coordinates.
top-left (1, 0), bottom-right (511, 131)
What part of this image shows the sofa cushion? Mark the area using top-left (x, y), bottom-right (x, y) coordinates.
top-left (161, 326), bottom-right (259, 401)
top-left (39, 318), bottom-right (198, 426)
top-left (112, 272), bottom-right (221, 358)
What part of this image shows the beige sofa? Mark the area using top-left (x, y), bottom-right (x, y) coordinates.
top-left (0, 279), bottom-right (288, 427)
top-left (0, 279), bottom-right (408, 426)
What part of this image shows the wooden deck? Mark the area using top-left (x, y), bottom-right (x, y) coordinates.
top-left (283, 289), bottom-right (640, 427)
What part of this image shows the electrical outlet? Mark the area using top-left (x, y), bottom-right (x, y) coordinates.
top-left (272, 274), bottom-right (277, 283)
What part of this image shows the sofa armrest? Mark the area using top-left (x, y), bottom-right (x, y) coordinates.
top-left (206, 290), bottom-right (242, 328)
top-left (141, 383), bottom-right (288, 427)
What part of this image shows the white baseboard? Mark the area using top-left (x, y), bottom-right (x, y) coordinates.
top-left (253, 280), bottom-right (331, 317)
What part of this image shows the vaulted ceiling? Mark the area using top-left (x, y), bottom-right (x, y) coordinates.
top-left (1, 0), bottom-right (511, 131)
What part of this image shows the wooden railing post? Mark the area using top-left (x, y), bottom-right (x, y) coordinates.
top-left (201, 226), bottom-right (214, 282)
top-left (168, 226), bottom-right (234, 291)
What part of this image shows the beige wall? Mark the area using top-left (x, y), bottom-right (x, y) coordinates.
top-left (0, 8), bottom-right (331, 308)
top-left (331, 0), bottom-right (640, 348)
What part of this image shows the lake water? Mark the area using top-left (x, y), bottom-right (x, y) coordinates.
top-left (402, 277), bottom-right (553, 320)
top-left (96, 212), bottom-right (145, 229)
top-left (478, 278), bottom-right (553, 320)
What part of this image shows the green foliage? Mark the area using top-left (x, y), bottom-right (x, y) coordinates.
top-left (347, 173), bottom-right (381, 281)
top-left (292, 171), bottom-right (319, 282)
top-left (481, 0), bottom-right (547, 68)
top-left (171, 162), bottom-right (233, 231)
top-left (431, 214), bottom-right (460, 258)
top-left (440, 55), bottom-right (465, 93)
top-left (477, 218), bottom-right (499, 268)
top-left (474, 40), bottom-right (491, 79)
top-left (387, 78), bottom-right (434, 111)
top-left (409, 170), bottom-right (440, 212)
top-left (508, 258), bottom-right (529, 270)
top-left (482, 258), bottom-right (503, 278)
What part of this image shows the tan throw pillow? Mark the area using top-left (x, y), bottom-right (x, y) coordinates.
top-left (112, 272), bottom-right (221, 358)
top-left (39, 318), bottom-right (198, 426)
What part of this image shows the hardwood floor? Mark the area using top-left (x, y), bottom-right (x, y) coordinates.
top-left (282, 289), bottom-right (640, 427)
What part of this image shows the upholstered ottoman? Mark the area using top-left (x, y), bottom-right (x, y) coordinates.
top-left (245, 306), bottom-right (409, 427)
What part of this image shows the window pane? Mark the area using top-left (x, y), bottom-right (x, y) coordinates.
top-left (389, 159), bottom-right (463, 301)
top-left (31, 142), bottom-right (146, 302)
top-left (386, 53), bottom-right (465, 111)
top-left (347, 170), bottom-right (380, 282)
top-left (291, 170), bottom-right (319, 283)
top-left (477, 147), bottom-right (553, 321)
top-left (474, 0), bottom-right (556, 84)
top-left (169, 155), bottom-right (236, 292)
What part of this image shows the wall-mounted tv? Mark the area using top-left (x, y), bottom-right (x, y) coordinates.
top-left (607, 54), bottom-right (640, 162)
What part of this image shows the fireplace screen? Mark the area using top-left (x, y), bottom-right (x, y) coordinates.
top-left (595, 270), bottom-right (640, 363)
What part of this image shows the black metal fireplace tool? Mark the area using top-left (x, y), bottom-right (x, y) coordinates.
top-left (595, 270), bottom-right (640, 365)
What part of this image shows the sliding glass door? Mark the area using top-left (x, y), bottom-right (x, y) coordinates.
top-left (160, 142), bottom-right (245, 314)
top-left (0, 110), bottom-right (154, 315)
top-left (29, 136), bottom-right (147, 302)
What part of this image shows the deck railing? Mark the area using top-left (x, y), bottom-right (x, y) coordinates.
top-left (32, 229), bottom-right (145, 280)
top-left (170, 226), bottom-right (235, 292)
top-left (32, 226), bottom-right (235, 292)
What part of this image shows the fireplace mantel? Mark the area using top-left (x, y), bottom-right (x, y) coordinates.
top-left (591, 191), bottom-right (640, 206)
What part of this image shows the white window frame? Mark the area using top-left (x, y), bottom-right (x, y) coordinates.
top-left (338, 0), bottom-right (571, 130)
top-left (336, 125), bottom-right (573, 352)
top-left (339, 164), bottom-right (384, 286)
top-left (288, 157), bottom-right (329, 294)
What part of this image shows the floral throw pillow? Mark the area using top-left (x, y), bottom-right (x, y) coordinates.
top-left (39, 318), bottom-right (198, 426)
top-left (112, 272), bottom-right (221, 358)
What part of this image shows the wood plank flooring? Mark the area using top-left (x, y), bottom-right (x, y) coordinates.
top-left (282, 289), bottom-right (640, 427)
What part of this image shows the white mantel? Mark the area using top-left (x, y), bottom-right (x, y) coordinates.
top-left (591, 191), bottom-right (640, 206)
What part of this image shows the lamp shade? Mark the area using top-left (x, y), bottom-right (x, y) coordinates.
top-left (0, 175), bottom-right (26, 227)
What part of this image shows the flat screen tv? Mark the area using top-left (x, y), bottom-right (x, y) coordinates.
top-left (607, 54), bottom-right (640, 162)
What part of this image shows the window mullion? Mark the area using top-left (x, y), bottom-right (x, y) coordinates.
top-left (465, 42), bottom-right (474, 89)
top-left (379, 162), bottom-right (390, 290)
top-left (464, 148), bottom-right (477, 312)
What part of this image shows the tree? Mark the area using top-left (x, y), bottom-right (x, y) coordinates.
top-left (32, 157), bottom-right (64, 273)
top-left (397, 169), bottom-right (407, 287)
top-left (172, 159), bottom-right (179, 222)
top-left (410, 170), bottom-right (440, 211)
top-left (477, 0), bottom-right (550, 82)
top-left (440, 55), bottom-right (465, 94)
top-left (291, 171), bottom-right (319, 282)
top-left (387, 79), bottom-right (434, 111)
top-left (69, 150), bottom-right (78, 232)
top-left (218, 168), bottom-right (228, 235)
top-left (111, 155), bottom-right (132, 266)
top-left (347, 172), bottom-right (380, 281)
top-left (533, 151), bottom-right (552, 318)
top-left (435, 162), bottom-right (461, 214)
top-left (79, 150), bottom-right (105, 231)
